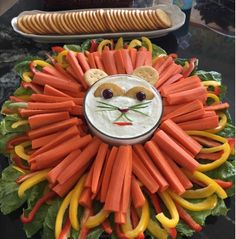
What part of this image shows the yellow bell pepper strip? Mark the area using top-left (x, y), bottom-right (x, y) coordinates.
top-left (69, 174), bottom-right (86, 230)
top-left (56, 50), bottom-right (69, 68)
top-left (18, 169), bottom-right (50, 198)
top-left (183, 170), bottom-right (227, 199)
top-left (202, 81), bottom-right (221, 87)
top-left (182, 58), bottom-right (197, 78)
top-left (141, 37), bottom-right (153, 53)
top-left (182, 184), bottom-right (216, 199)
top-left (14, 141), bottom-right (31, 161)
top-left (55, 190), bottom-right (73, 239)
top-left (128, 39), bottom-right (142, 49)
top-left (115, 37), bottom-right (124, 50)
top-left (22, 72), bottom-right (33, 82)
top-left (97, 40), bottom-right (113, 53)
top-left (85, 208), bottom-right (109, 229)
top-left (207, 93), bottom-right (220, 104)
top-left (186, 130), bottom-right (231, 172)
top-left (147, 219), bottom-right (168, 239)
top-left (207, 112), bottom-right (227, 133)
top-left (124, 199), bottom-right (150, 238)
top-left (156, 191), bottom-right (179, 228)
top-left (11, 120), bottom-right (28, 129)
top-left (168, 190), bottom-right (217, 211)
top-left (32, 60), bottom-right (52, 68)
top-left (12, 165), bottom-right (27, 174)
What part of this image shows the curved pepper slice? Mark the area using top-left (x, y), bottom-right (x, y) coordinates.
top-left (97, 40), bottom-right (113, 53)
top-left (15, 141), bottom-right (31, 161)
top-left (115, 37), bottom-right (124, 50)
top-left (85, 208), bottom-right (109, 229)
top-left (55, 190), bottom-right (73, 239)
top-left (156, 191), bottom-right (179, 228)
top-left (183, 170), bottom-right (227, 199)
top-left (168, 190), bottom-right (217, 211)
top-left (128, 39), bottom-right (142, 49)
top-left (69, 174), bottom-right (86, 230)
top-left (22, 72), bottom-right (33, 82)
top-left (147, 219), bottom-right (168, 239)
top-left (207, 93), bottom-right (220, 104)
top-left (207, 112), bottom-right (227, 133)
top-left (18, 169), bottom-right (49, 198)
top-left (11, 120), bottom-right (28, 129)
top-left (32, 60), bottom-right (52, 68)
top-left (124, 200), bottom-right (149, 238)
top-left (182, 184), bottom-right (216, 199)
top-left (141, 37), bottom-right (153, 53)
top-left (56, 50), bottom-right (70, 68)
top-left (7, 134), bottom-right (29, 150)
top-left (202, 81), bottom-right (220, 87)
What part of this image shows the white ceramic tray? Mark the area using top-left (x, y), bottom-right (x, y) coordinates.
top-left (11, 4), bottom-right (185, 43)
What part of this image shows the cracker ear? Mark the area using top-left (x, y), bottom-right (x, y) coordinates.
top-left (132, 66), bottom-right (159, 85)
top-left (125, 86), bottom-right (154, 100)
top-left (94, 83), bottom-right (125, 97)
top-left (84, 69), bottom-right (108, 87)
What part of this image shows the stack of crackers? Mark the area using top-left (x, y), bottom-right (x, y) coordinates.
top-left (17, 9), bottom-right (172, 35)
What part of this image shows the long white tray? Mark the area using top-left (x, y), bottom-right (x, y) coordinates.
top-left (11, 4), bottom-right (185, 43)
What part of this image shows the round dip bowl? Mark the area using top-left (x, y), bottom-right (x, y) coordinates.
top-left (84, 74), bottom-right (163, 145)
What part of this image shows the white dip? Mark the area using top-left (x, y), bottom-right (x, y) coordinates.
top-left (84, 75), bottom-right (163, 140)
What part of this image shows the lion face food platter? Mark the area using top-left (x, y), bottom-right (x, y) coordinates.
top-left (11, 4), bottom-right (185, 43)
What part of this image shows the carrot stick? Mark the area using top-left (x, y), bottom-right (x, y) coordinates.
top-left (100, 146), bottom-right (118, 202)
top-left (178, 116), bottom-right (219, 131)
top-left (171, 109), bottom-right (205, 123)
top-left (27, 101), bottom-right (75, 110)
top-left (204, 102), bottom-right (229, 111)
top-left (144, 140), bottom-right (186, 195)
top-left (30, 94), bottom-right (83, 105)
top-left (132, 150), bottom-right (160, 193)
top-left (43, 84), bottom-right (71, 97)
top-left (42, 66), bottom-right (72, 82)
top-left (121, 49), bottom-right (133, 74)
top-left (32, 134), bottom-right (92, 170)
top-left (191, 136), bottom-right (221, 147)
top-left (159, 73), bottom-right (183, 90)
top-left (155, 63), bottom-right (181, 88)
top-left (28, 112), bottom-right (70, 130)
top-left (94, 55), bottom-right (105, 71)
top-left (31, 125), bottom-right (79, 157)
top-left (129, 48), bottom-right (137, 68)
top-left (79, 188), bottom-right (92, 208)
top-left (33, 71), bottom-right (81, 93)
top-left (47, 149), bottom-right (81, 184)
top-left (77, 52), bottom-right (90, 72)
top-left (196, 151), bottom-right (223, 161)
top-left (31, 132), bottom-right (60, 149)
top-left (53, 62), bottom-right (78, 82)
top-left (91, 143), bottom-right (109, 194)
top-left (135, 48), bottom-right (147, 68)
top-left (18, 108), bottom-right (65, 117)
top-left (69, 105), bottom-right (83, 116)
top-left (201, 111), bottom-right (217, 118)
top-left (28, 117), bottom-right (81, 139)
top-left (87, 53), bottom-right (96, 68)
top-left (57, 137), bottom-right (101, 184)
top-left (133, 144), bottom-right (169, 191)
top-left (104, 145), bottom-right (132, 212)
top-left (163, 104), bottom-right (186, 116)
top-left (144, 51), bottom-right (152, 66)
top-left (115, 212), bottom-right (126, 224)
top-left (66, 66), bottom-right (78, 80)
top-left (156, 56), bottom-right (173, 75)
top-left (102, 50), bottom-right (118, 75)
top-left (131, 176), bottom-right (145, 208)
top-left (160, 119), bottom-right (202, 156)
top-left (84, 164), bottom-right (94, 188)
top-left (152, 130), bottom-right (199, 171)
top-left (163, 100), bottom-right (203, 121)
top-left (66, 51), bottom-right (87, 89)
top-left (161, 152), bottom-right (193, 189)
top-left (153, 56), bottom-right (166, 70)
top-left (114, 50), bottom-right (126, 74)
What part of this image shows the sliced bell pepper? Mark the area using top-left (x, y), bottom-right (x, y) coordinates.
top-left (59, 216), bottom-right (71, 239)
top-left (202, 81), bottom-right (220, 87)
top-left (79, 208), bottom-right (93, 239)
top-left (156, 191), bottom-right (179, 228)
top-left (141, 37), bottom-right (153, 53)
top-left (97, 40), bottom-right (113, 53)
top-left (128, 39), bottom-right (142, 49)
top-left (207, 93), bottom-right (220, 104)
top-left (7, 134), bottom-right (29, 150)
top-left (12, 155), bottom-right (30, 171)
top-left (214, 179), bottom-right (233, 189)
top-left (147, 219), bottom-right (168, 239)
top-left (15, 141), bottom-right (31, 161)
top-left (52, 46), bottom-right (65, 53)
top-left (22, 72), bottom-right (33, 82)
top-left (21, 82), bottom-right (43, 94)
top-left (33, 60), bottom-right (52, 68)
top-left (21, 191), bottom-right (56, 223)
top-left (55, 190), bottom-right (73, 239)
top-left (56, 50), bottom-right (70, 68)
top-left (89, 39), bottom-right (98, 52)
top-left (69, 174), bottom-right (86, 230)
top-left (207, 112), bottom-right (227, 134)
top-left (85, 208), bottom-right (109, 228)
top-left (12, 165), bottom-right (28, 174)
top-left (182, 184), bottom-right (215, 199)
top-left (18, 169), bottom-right (50, 198)
top-left (115, 37), bottom-right (124, 50)
top-left (11, 120), bottom-right (28, 129)
top-left (16, 171), bottom-right (39, 184)
top-left (228, 138), bottom-right (235, 155)
top-left (182, 58), bottom-right (197, 78)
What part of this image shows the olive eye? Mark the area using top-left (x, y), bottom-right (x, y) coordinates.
top-left (136, 91), bottom-right (146, 101)
top-left (102, 89), bottom-right (113, 99)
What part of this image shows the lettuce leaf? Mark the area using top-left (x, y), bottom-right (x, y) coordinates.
top-left (195, 70), bottom-right (222, 83)
top-left (176, 220), bottom-right (195, 237)
top-left (63, 44), bottom-right (81, 52)
top-left (14, 86), bottom-right (33, 96)
top-left (0, 132), bottom-right (19, 154)
top-left (87, 227), bottom-right (104, 239)
top-left (0, 166), bottom-right (27, 214)
top-left (152, 44), bottom-right (167, 58)
top-left (217, 123), bottom-right (235, 138)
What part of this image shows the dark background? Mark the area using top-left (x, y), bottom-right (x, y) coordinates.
top-left (0, 1), bottom-right (235, 239)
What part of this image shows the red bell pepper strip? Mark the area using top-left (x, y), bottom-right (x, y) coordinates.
top-left (16, 171), bottom-right (39, 184)
top-left (20, 191), bottom-right (56, 223)
top-left (21, 82), bottom-right (43, 94)
top-left (145, 191), bottom-right (162, 214)
top-left (9, 96), bottom-right (27, 103)
top-left (115, 224), bottom-right (129, 239)
top-left (102, 219), bottom-right (112, 234)
top-left (169, 53), bottom-right (178, 59)
top-left (182, 58), bottom-right (197, 78)
top-left (52, 46), bottom-right (65, 53)
top-left (89, 40), bottom-right (98, 53)
top-left (213, 86), bottom-right (221, 96)
top-left (29, 61), bottom-right (37, 74)
top-left (78, 208), bottom-right (93, 239)
top-left (12, 155), bottom-right (30, 171)
top-left (214, 179), bottom-right (233, 189)
top-left (113, 122), bottom-right (133, 126)
top-left (7, 135), bottom-right (29, 150)
top-left (59, 216), bottom-right (71, 239)
top-left (228, 138), bottom-right (235, 151)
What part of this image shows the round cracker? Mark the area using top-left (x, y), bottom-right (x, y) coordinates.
top-left (24, 15), bottom-right (39, 34)
top-left (87, 11), bottom-right (100, 33)
top-left (81, 11), bottom-right (93, 33)
top-left (152, 10), bottom-right (165, 28)
top-left (131, 10), bottom-right (145, 31)
top-left (64, 13), bottom-right (77, 34)
top-left (97, 9), bottom-right (107, 32)
top-left (127, 10), bottom-right (139, 31)
top-left (17, 16), bottom-right (33, 34)
top-left (39, 14), bottom-right (53, 33)
top-left (34, 14), bottom-right (48, 34)
top-left (120, 10), bottom-right (130, 31)
top-left (104, 10), bottom-right (117, 32)
top-left (136, 10), bottom-right (149, 30)
top-left (54, 14), bottom-right (67, 34)
top-left (147, 10), bottom-right (161, 29)
top-left (73, 12), bottom-right (87, 33)
top-left (49, 13), bottom-right (63, 34)
top-left (91, 10), bottom-right (104, 33)
top-left (59, 13), bottom-right (74, 34)
top-left (155, 9), bottom-right (171, 28)
top-left (110, 9), bottom-right (122, 32)
top-left (66, 13), bottom-right (78, 33)
top-left (30, 14), bottom-right (46, 34)
top-left (142, 10), bottom-right (156, 30)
